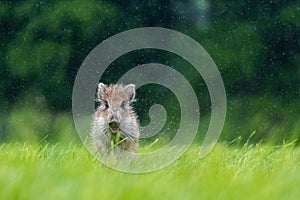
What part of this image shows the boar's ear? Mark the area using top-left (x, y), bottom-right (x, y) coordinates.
top-left (125, 84), bottom-right (136, 102)
top-left (96, 82), bottom-right (106, 101)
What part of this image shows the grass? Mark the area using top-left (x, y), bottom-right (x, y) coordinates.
top-left (0, 142), bottom-right (299, 200)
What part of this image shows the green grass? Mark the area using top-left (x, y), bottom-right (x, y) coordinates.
top-left (0, 142), bottom-right (299, 200)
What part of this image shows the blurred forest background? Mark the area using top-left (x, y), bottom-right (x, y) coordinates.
top-left (0, 0), bottom-right (299, 144)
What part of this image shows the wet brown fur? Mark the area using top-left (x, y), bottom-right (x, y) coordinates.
top-left (91, 83), bottom-right (139, 156)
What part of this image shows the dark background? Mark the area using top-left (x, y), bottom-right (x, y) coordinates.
top-left (1, 0), bottom-right (299, 144)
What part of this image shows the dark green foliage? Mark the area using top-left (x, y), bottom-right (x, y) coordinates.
top-left (0, 0), bottom-right (299, 143)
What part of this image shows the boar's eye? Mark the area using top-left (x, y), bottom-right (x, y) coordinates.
top-left (120, 101), bottom-right (126, 109)
top-left (101, 100), bottom-right (109, 110)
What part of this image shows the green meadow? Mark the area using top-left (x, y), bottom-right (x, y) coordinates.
top-left (1, 142), bottom-right (299, 200)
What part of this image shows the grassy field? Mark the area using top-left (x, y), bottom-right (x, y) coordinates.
top-left (0, 142), bottom-right (299, 200)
